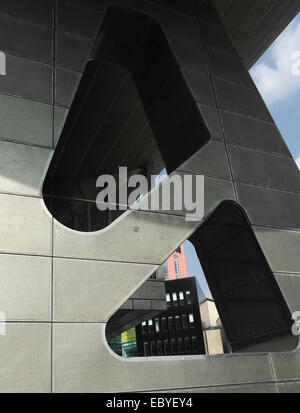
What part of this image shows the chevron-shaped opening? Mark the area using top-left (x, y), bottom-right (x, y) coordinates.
top-left (106, 201), bottom-right (297, 357)
top-left (43, 5), bottom-right (209, 232)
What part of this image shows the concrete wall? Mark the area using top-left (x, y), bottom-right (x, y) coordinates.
top-left (200, 300), bottom-right (219, 329)
top-left (203, 329), bottom-right (224, 355)
top-left (0, 0), bottom-right (299, 393)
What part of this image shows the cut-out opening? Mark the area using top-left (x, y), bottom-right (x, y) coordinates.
top-left (106, 201), bottom-right (297, 358)
top-left (189, 201), bottom-right (296, 353)
top-left (43, 5), bottom-right (209, 232)
top-left (107, 243), bottom-right (214, 358)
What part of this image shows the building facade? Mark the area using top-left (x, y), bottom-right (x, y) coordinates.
top-left (136, 277), bottom-right (206, 357)
top-left (0, 0), bottom-right (299, 393)
top-left (163, 244), bottom-right (188, 280)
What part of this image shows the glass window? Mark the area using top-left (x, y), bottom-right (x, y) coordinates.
top-left (172, 292), bottom-right (178, 307)
top-left (150, 341), bottom-right (157, 356)
top-left (122, 341), bottom-right (138, 358)
top-left (166, 293), bottom-right (171, 308)
top-left (144, 342), bottom-right (149, 357)
top-left (142, 321), bottom-right (147, 335)
top-left (171, 338), bottom-right (177, 354)
top-left (175, 315), bottom-right (181, 331)
top-left (178, 338), bottom-right (184, 354)
top-left (157, 340), bottom-right (163, 356)
top-left (185, 337), bottom-right (191, 353)
top-left (155, 318), bottom-right (160, 333)
top-left (163, 262), bottom-right (169, 280)
top-left (186, 290), bottom-right (191, 305)
top-left (164, 339), bottom-right (171, 355)
top-left (174, 255), bottom-right (180, 279)
top-left (182, 314), bottom-right (188, 329)
top-left (192, 336), bottom-right (198, 352)
top-left (189, 313), bottom-right (194, 325)
top-left (168, 316), bottom-right (174, 331)
top-left (179, 291), bottom-right (184, 300)
top-left (148, 319), bottom-right (153, 333)
top-left (161, 317), bottom-right (167, 332)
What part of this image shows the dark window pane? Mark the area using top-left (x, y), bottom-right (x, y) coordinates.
top-left (164, 339), bottom-right (171, 355)
top-left (144, 342), bottom-right (149, 357)
top-left (185, 337), bottom-right (191, 353)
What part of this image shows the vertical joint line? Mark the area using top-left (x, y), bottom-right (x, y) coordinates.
top-left (195, 8), bottom-right (238, 201)
top-left (50, 0), bottom-right (57, 394)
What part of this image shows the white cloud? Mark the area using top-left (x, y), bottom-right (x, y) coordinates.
top-left (250, 19), bottom-right (300, 105)
top-left (296, 156), bottom-right (300, 169)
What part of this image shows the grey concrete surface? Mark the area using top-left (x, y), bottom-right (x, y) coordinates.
top-left (0, 0), bottom-right (299, 393)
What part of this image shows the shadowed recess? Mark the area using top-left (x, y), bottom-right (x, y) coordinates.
top-left (43, 5), bottom-right (210, 232)
top-left (189, 201), bottom-right (296, 353)
top-left (105, 201), bottom-right (297, 358)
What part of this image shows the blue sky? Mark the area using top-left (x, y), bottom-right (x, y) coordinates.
top-left (251, 13), bottom-right (300, 164)
top-left (185, 12), bottom-right (300, 298)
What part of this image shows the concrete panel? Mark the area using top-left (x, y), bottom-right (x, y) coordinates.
top-left (135, 172), bottom-right (234, 219)
top-left (53, 210), bottom-right (198, 263)
top-left (0, 194), bottom-right (52, 256)
top-left (274, 273), bottom-right (300, 314)
top-left (213, 78), bottom-right (272, 121)
top-left (131, 280), bottom-right (165, 300)
top-left (198, 104), bottom-right (223, 140)
top-left (0, 0), bottom-right (54, 27)
top-left (271, 350), bottom-right (300, 382)
top-left (0, 323), bottom-right (51, 393)
top-left (53, 258), bottom-right (154, 322)
top-left (220, 110), bottom-right (291, 156)
top-left (0, 16), bottom-right (53, 64)
top-left (53, 323), bottom-right (273, 393)
top-left (133, 299), bottom-right (151, 310)
top-left (0, 254), bottom-right (51, 321)
top-left (0, 54), bottom-right (53, 105)
top-left (62, 0), bottom-right (107, 11)
top-left (56, 32), bottom-right (92, 72)
top-left (199, 19), bottom-right (238, 56)
top-left (228, 145), bottom-right (300, 192)
top-left (207, 47), bottom-right (255, 89)
top-left (0, 94), bottom-right (53, 147)
top-left (0, 141), bottom-right (52, 196)
top-left (154, 383), bottom-right (277, 393)
top-left (54, 106), bottom-right (69, 147)
top-left (57, 0), bottom-right (102, 39)
top-left (254, 227), bottom-right (300, 274)
top-left (182, 68), bottom-right (216, 106)
top-left (237, 183), bottom-right (300, 230)
top-left (158, 10), bottom-right (208, 73)
top-left (179, 140), bottom-right (231, 180)
top-left (55, 67), bottom-right (81, 108)
top-left (276, 381), bottom-right (300, 393)
top-left (204, 176), bottom-right (235, 217)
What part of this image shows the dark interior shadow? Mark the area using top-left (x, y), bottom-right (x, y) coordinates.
top-left (189, 201), bottom-right (297, 353)
top-left (43, 5), bottom-right (210, 231)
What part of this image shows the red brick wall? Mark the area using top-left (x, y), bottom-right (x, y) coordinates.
top-left (166, 244), bottom-right (188, 280)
